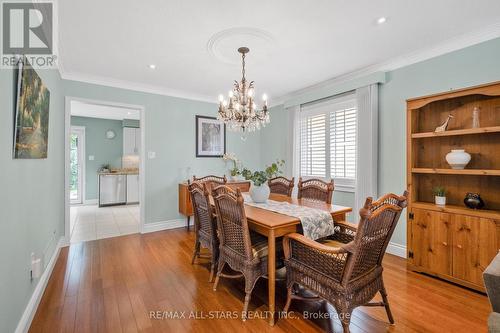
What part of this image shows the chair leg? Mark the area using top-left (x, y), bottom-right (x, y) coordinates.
top-left (191, 240), bottom-right (200, 264)
top-left (209, 263), bottom-right (215, 282)
top-left (334, 300), bottom-right (352, 333)
top-left (380, 286), bottom-right (394, 324)
top-left (213, 261), bottom-right (225, 291)
top-left (283, 284), bottom-right (294, 313)
top-left (242, 292), bottom-right (251, 321)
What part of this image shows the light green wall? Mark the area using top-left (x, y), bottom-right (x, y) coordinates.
top-left (63, 80), bottom-right (262, 223)
top-left (71, 116), bottom-right (124, 201)
top-left (379, 37), bottom-right (500, 245)
top-left (0, 68), bottom-right (64, 333)
top-left (261, 37), bottom-right (500, 240)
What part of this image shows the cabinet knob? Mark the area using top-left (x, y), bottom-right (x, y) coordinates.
top-left (456, 244), bottom-right (463, 249)
top-left (442, 242), bottom-right (448, 246)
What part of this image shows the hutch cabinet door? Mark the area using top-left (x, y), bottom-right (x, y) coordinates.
top-left (452, 215), bottom-right (498, 287)
top-left (410, 209), bottom-right (452, 276)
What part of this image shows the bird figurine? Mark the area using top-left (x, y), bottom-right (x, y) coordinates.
top-left (435, 114), bottom-right (454, 133)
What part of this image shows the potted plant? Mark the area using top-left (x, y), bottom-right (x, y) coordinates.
top-left (241, 160), bottom-right (285, 203)
top-left (433, 186), bottom-right (446, 206)
top-left (223, 153), bottom-right (242, 180)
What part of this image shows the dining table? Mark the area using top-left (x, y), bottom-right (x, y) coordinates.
top-left (214, 192), bottom-right (352, 326)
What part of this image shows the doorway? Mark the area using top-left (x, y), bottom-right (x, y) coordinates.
top-left (70, 126), bottom-right (85, 205)
top-left (64, 97), bottom-right (146, 245)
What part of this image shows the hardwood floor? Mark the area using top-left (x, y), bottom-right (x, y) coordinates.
top-left (29, 228), bottom-right (490, 333)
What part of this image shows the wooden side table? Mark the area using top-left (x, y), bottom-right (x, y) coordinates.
top-left (178, 180), bottom-right (251, 230)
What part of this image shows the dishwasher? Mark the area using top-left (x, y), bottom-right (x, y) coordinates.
top-left (99, 174), bottom-right (127, 207)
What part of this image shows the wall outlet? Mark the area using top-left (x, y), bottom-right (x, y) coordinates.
top-left (88, 155), bottom-right (95, 160)
top-left (148, 151), bottom-right (156, 159)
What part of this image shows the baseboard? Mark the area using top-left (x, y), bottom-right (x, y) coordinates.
top-left (387, 242), bottom-right (407, 258)
top-left (141, 219), bottom-right (186, 234)
top-left (15, 237), bottom-right (65, 333)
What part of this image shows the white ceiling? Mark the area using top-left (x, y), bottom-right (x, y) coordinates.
top-left (71, 101), bottom-right (140, 120)
top-left (59, 0), bottom-right (500, 104)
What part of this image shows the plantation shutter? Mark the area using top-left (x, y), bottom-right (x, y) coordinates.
top-left (299, 112), bottom-right (326, 177)
top-left (330, 103), bottom-right (357, 181)
top-left (298, 94), bottom-right (357, 190)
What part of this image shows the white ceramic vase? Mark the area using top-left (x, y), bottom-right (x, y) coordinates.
top-left (250, 183), bottom-right (270, 203)
top-left (445, 149), bottom-right (471, 169)
top-left (435, 196), bottom-right (446, 206)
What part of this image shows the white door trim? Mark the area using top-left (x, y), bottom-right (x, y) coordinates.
top-left (64, 96), bottom-right (146, 245)
top-left (70, 125), bottom-right (86, 205)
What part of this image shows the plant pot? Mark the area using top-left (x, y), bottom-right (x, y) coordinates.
top-left (445, 149), bottom-right (471, 169)
top-left (229, 175), bottom-right (240, 181)
top-left (250, 183), bottom-right (270, 203)
top-left (435, 196), bottom-right (446, 206)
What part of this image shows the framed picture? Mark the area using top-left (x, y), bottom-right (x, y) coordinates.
top-left (13, 57), bottom-right (51, 159)
top-left (195, 115), bottom-right (226, 157)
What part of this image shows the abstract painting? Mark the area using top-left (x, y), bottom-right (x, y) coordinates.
top-left (13, 58), bottom-right (50, 159)
top-left (196, 115), bottom-right (226, 157)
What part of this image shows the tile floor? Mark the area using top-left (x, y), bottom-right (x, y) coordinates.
top-left (70, 204), bottom-right (140, 243)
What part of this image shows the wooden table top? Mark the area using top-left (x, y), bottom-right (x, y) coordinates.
top-left (213, 193), bottom-right (352, 230)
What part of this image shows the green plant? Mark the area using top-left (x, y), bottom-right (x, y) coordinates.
top-left (241, 160), bottom-right (285, 186)
top-left (433, 186), bottom-right (446, 197)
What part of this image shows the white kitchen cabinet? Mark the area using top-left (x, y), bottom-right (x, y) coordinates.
top-left (123, 127), bottom-right (140, 156)
top-left (126, 174), bottom-right (139, 203)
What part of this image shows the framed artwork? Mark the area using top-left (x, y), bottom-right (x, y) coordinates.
top-left (195, 115), bottom-right (226, 157)
top-left (13, 57), bottom-right (51, 159)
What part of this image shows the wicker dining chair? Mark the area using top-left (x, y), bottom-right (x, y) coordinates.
top-left (211, 185), bottom-right (273, 320)
top-left (193, 175), bottom-right (227, 185)
top-left (268, 176), bottom-right (295, 197)
top-left (188, 181), bottom-right (219, 282)
top-left (297, 177), bottom-right (334, 204)
top-left (283, 191), bottom-right (408, 333)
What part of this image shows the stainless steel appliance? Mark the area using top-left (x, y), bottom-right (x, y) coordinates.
top-left (99, 174), bottom-right (127, 206)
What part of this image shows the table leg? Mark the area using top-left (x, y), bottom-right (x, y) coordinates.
top-left (267, 229), bottom-right (276, 326)
top-left (186, 216), bottom-right (191, 231)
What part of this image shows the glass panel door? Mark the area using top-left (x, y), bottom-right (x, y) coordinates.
top-left (70, 127), bottom-right (85, 204)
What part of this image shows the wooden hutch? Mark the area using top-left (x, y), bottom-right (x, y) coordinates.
top-left (406, 81), bottom-right (500, 292)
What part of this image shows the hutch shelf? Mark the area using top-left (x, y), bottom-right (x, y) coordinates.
top-left (406, 81), bottom-right (500, 292)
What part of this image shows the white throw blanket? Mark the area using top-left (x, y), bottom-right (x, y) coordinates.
top-left (242, 194), bottom-right (334, 240)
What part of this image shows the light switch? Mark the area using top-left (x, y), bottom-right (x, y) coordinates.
top-left (88, 155), bottom-right (95, 161)
top-left (148, 151), bottom-right (156, 159)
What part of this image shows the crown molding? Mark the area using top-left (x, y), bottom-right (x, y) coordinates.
top-left (271, 21), bottom-right (500, 107)
top-left (58, 66), bottom-right (216, 104)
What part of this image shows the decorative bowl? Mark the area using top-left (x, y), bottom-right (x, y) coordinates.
top-left (464, 193), bottom-right (484, 209)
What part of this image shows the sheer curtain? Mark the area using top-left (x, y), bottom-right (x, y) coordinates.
top-left (288, 105), bottom-right (300, 197)
top-left (354, 84), bottom-right (378, 217)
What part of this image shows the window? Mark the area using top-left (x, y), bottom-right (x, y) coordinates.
top-left (299, 95), bottom-right (357, 191)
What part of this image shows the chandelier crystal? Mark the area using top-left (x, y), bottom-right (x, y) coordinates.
top-left (217, 47), bottom-right (270, 135)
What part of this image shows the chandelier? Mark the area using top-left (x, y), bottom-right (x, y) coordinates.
top-left (217, 47), bottom-right (270, 135)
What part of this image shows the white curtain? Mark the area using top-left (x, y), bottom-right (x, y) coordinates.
top-left (354, 84), bottom-right (378, 217)
top-left (288, 105), bottom-right (301, 197)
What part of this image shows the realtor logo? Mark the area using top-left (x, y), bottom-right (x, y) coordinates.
top-left (1, 1), bottom-right (56, 68)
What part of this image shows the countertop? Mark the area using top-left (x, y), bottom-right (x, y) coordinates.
top-left (98, 169), bottom-right (139, 175)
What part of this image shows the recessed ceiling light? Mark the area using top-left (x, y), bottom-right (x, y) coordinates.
top-left (127, 111), bottom-right (132, 115)
top-left (148, 64), bottom-right (156, 69)
top-left (377, 17), bottom-right (387, 24)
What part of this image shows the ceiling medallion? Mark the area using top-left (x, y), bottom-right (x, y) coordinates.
top-left (217, 47), bottom-right (269, 138)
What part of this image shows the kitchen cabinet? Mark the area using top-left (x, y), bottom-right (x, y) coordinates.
top-left (123, 127), bottom-right (140, 155)
top-left (126, 174), bottom-right (139, 203)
